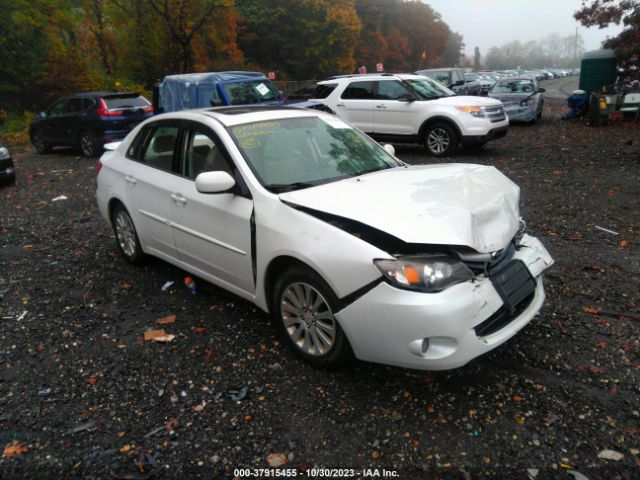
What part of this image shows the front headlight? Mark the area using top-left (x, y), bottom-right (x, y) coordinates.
top-left (455, 106), bottom-right (485, 118)
top-left (0, 147), bottom-right (10, 160)
top-left (374, 255), bottom-right (474, 293)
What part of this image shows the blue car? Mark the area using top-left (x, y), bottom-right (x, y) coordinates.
top-left (30, 92), bottom-right (153, 157)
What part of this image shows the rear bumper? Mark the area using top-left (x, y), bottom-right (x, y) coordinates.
top-left (461, 125), bottom-right (508, 145)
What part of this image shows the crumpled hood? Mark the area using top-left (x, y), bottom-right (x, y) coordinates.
top-left (489, 93), bottom-right (537, 105)
top-left (433, 96), bottom-right (503, 108)
top-left (279, 164), bottom-right (520, 253)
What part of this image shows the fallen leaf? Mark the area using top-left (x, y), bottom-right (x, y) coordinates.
top-left (194, 326), bottom-right (205, 334)
top-left (118, 431), bottom-right (126, 438)
top-left (582, 306), bottom-right (600, 315)
top-left (144, 329), bottom-right (175, 342)
top-left (4, 441), bottom-right (28, 458)
top-left (119, 444), bottom-right (132, 453)
top-left (618, 239), bottom-right (630, 249)
top-left (266, 453), bottom-right (287, 467)
top-left (244, 415), bottom-right (253, 422)
top-left (121, 282), bottom-right (133, 290)
top-left (569, 233), bottom-right (581, 241)
top-left (87, 375), bottom-right (98, 385)
top-left (370, 451), bottom-right (380, 460)
top-left (156, 315), bottom-right (176, 325)
top-left (513, 395), bottom-right (523, 401)
top-left (596, 340), bottom-right (607, 349)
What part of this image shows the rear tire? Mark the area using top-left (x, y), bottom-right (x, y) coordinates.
top-left (424, 122), bottom-right (459, 157)
top-left (272, 265), bottom-right (352, 369)
top-left (31, 130), bottom-right (51, 154)
top-left (111, 204), bottom-right (146, 264)
top-left (80, 130), bottom-right (100, 158)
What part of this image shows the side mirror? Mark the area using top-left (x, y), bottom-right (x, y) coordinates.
top-left (453, 79), bottom-right (465, 87)
top-left (39, 111), bottom-right (47, 118)
top-left (195, 171), bottom-right (236, 194)
top-left (538, 87), bottom-right (546, 93)
top-left (397, 94), bottom-right (414, 102)
top-left (383, 144), bottom-right (395, 156)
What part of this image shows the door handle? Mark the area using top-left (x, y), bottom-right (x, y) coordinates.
top-left (125, 175), bottom-right (136, 185)
top-left (335, 103), bottom-right (345, 108)
top-left (171, 193), bottom-right (187, 205)
top-left (376, 104), bottom-right (387, 109)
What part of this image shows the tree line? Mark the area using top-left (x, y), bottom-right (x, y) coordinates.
top-left (0, 0), bottom-right (463, 112)
top-left (483, 33), bottom-right (586, 70)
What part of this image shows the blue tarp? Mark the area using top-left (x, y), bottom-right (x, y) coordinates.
top-left (159, 71), bottom-right (277, 112)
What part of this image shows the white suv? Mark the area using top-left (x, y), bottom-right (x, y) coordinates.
top-left (312, 73), bottom-right (509, 156)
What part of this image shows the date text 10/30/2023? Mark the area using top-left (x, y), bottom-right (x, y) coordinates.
top-left (233, 468), bottom-right (400, 477)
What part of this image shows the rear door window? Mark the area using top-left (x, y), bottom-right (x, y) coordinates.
top-left (139, 125), bottom-right (180, 173)
top-left (66, 98), bottom-right (83, 113)
top-left (341, 81), bottom-right (375, 100)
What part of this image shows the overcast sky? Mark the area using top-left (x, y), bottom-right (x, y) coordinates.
top-left (426, 0), bottom-right (623, 55)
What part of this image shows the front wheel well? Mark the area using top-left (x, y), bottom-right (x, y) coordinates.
top-left (418, 117), bottom-right (462, 141)
top-left (263, 256), bottom-right (319, 313)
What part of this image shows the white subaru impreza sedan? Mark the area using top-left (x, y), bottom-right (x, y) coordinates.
top-left (96, 106), bottom-right (553, 370)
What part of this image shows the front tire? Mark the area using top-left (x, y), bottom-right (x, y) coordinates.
top-left (424, 122), bottom-right (459, 157)
top-left (111, 204), bottom-right (146, 264)
top-left (31, 130), bottom-right (51, 154)
top-left (272, 266), bottom-right (352, 369)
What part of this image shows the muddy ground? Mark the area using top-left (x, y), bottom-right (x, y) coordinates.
top-left (1, 100), bottom-right (639, 479)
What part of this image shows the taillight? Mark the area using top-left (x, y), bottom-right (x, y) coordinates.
top-left (96, 98), bottom-right (120, 117)
top-left (143, 105), bottom-right (153, 114)
top-left (96, 159), bottom-right (103, 175)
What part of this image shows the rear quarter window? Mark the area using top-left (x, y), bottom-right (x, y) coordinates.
top-left (314, 84), bottom-right (337, 99)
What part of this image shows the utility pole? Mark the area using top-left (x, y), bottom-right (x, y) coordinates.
top-left (574, 26), bottom-right (578, 69)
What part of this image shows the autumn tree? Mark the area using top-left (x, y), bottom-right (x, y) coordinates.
top-left (575, 0), bottom-right (640, 80)
top-left (238, 0), bottom-right (361, 79)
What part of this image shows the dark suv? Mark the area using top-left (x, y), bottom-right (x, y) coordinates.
top-left (30, 92), bottom-right (153, 157)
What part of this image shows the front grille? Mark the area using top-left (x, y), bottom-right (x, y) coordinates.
top-left (474, 259), bottom-right (537, 337)
top-left (474, 291), bottom-right (535, 337)
top-left (486, 106), bottom-right (506, 123)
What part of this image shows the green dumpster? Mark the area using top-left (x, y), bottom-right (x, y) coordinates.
top-left (579, 49), bottom-right (617, 92)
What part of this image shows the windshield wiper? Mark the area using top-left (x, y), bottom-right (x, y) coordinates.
top-left (266, 181), bottom-right (322, 193)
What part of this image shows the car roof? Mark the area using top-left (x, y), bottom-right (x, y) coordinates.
top-left (416, 68), bottom-right (461, 73)
top-left (161, 71), bottom-right (268, 85)
top-left (68, 92), bottom-right (142, 98)
top-left (319, 73), bottom-right (429, 84)
top-left (150, 105), bottom-right (321, 128)
top-left (496, 76), bottom-right (536, 82)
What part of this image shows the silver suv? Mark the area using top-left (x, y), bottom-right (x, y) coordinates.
top-left (313, 73), bottom-right (509, 156)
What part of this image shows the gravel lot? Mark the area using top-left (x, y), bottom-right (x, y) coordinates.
top-left (1, 100), bottom-right (639, 479)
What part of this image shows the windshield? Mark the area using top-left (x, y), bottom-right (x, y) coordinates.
top-left (464, 73), bottom-right (480, 81)
top-left (222, 80), bottom-right (280, 105)
top-left (492, 79), bottom-right (535, 94)
top-left (405, 78), bottom-right (455, 99)
top-left (229, 116), bottom-right (403, 192)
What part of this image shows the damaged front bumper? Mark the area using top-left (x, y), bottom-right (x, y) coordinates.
top-left (336, 234), bottom-right (554, 370)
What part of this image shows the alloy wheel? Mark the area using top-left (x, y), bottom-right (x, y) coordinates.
top-left (114, 210), bottom-right (137, 258)
top-left (427, 127), bottom-right (450, 154)
top-left (279, 282), bottom-right (336, 356)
